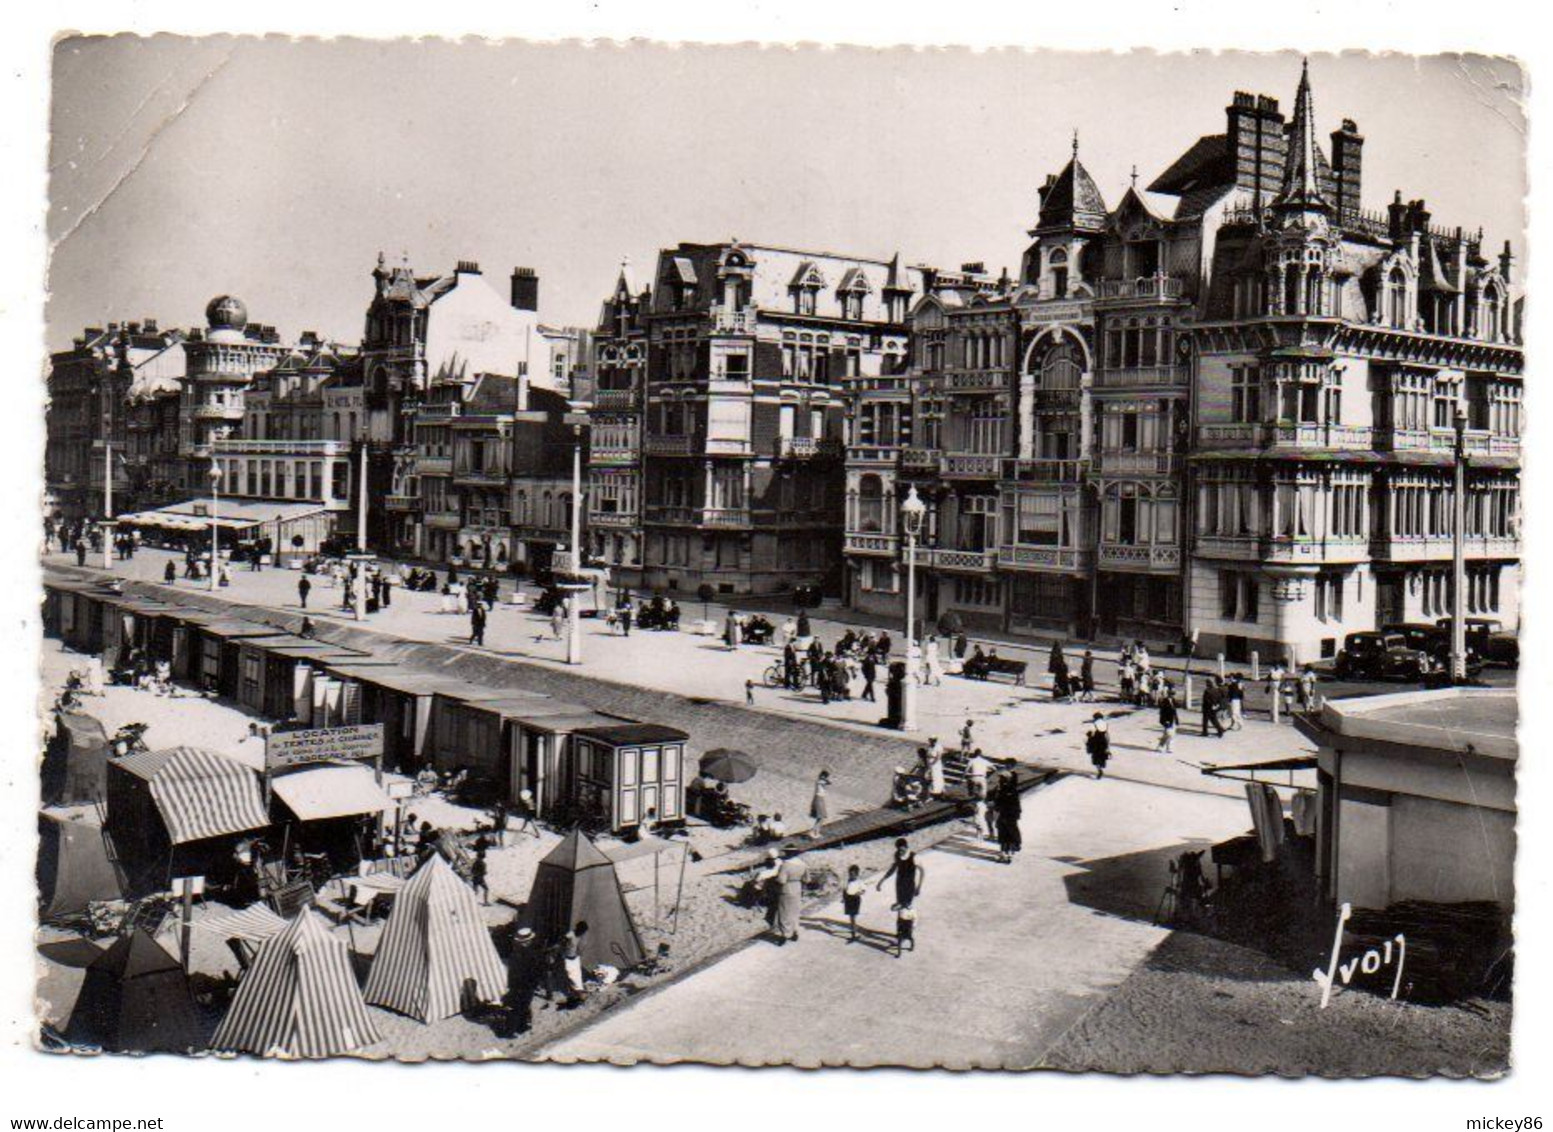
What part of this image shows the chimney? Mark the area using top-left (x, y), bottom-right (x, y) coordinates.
top-left (143, 318), bottom-right (158, 333)
top-left (960, 262), bottom-right (986, 276)
top-left (455, 259), bottom-right (482, 276)
top-left (511, 267), bottom-right (539, 312)
top-left (1226, 91), bottom-right (1286, 204)
top-left (1330, 119), bottom-right (1363, 222)
top-left (1387, 190), bottom-right (1408, 241)
top-left (1500, 239), bottom-right (1514, 285)
top-left (516, 365), bottom-right (530, 412)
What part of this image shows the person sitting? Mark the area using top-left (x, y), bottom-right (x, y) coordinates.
top-left (751, 814), bottom-right (773, 842)
top-left (768, 813), bottom-right (787, 840)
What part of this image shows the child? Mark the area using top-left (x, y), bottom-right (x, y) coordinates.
top-left (959, 719), bottom-right (975, 757)
top-left (842, 865), bottom-right (865, 942)
top-left (745, 679), bottom-right (755, 706)
top-left (895, 903), bottom-right (917, 957)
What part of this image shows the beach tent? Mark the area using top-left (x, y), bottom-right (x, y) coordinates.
top-left (106, 747), bottom-right (271, 894)
top-left (363, 855), bottom-right (505, 1022)
top-left (523, 831), bottom-right (644, 971)
top-left (210, 908), bottom-right (379, 1058)
top-left (64, 928), bottom-right (202, 1053)
top-left (42, 711), bottom-right (111, 805)
top-left (37, 811), bottom-right (124, 921)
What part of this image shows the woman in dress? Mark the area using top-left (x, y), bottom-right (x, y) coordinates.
top-left (994, 772), bottom-right (1023, 863)
top-left (923, 636), bottom-right (943, 686)
top-left (876, 838), bottom-right (925, 909)
top-left (771, 850), bottom-right (806, 943)
top-left (808, 770), bottom-right (831, 839)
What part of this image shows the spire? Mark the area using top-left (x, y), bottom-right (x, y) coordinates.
top-left (1273, 58), bottom-right (1330, 216)
top-left (1072, 129), bottom-right (1079, 158)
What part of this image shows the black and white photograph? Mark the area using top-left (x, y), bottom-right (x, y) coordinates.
top-left (5, 5), bottom-right (1547, 1125)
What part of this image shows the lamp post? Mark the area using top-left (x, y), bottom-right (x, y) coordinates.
top-left (1449, 407), bottom-right (1470, 683)
top-left (101, 437), bottom-right (115, 570)
top-left (899, 484), bottom-right (927, 732)
top-left (565, 419), bottom-right (585, 665)
top-left (274, 512), bottom-right (284, 569)
top-left (208, 461), bottom-right (222, 593)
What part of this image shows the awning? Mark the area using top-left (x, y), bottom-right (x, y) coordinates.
top-left (115, 747), bottom-right (270, 844)
top-left (271, 765), bottom-right (394, 822)
top-left (195, 903), bottom-right (288, 943)
top-left (1200, 756), bottom-right (1318, 785)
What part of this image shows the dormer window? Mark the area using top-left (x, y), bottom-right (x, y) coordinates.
top-left (796, 288), bottom-right (817, 316)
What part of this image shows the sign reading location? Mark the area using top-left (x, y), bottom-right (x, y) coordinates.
top-left (265, 722), bottom-right (385, 771)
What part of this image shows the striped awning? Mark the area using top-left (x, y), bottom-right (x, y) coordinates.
top-left (114, 747), bottom-right (269, 845)
top-left (210, 909), bottom-right (380, 1058)
top-left (195, 904), bottom-right (288, 944)
top-left (363, 855), bottom-right (505, 1023)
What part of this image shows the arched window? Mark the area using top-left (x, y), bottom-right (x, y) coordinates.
top-left (1040, 342), bottom-right (1082, 390)
top-left (1483, 281), bottom-right (1504, 341)
top-left (1387, 267), bottom-right (1408, 328)
top-left (1284, 264), bottom-right (1301, 314)
top-left (1049, 248), bottom-right (1070, 298)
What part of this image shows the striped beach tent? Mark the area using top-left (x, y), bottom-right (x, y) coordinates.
top-left (109, 747), bottom-right (269, 845)
top-left (210, 909), bottom-right (380, 1058)
top-left (364, 855), bottom-right (505, 1023)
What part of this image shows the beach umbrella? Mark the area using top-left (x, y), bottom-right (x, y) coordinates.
top-left (698, 748), bottom-right (758, 784)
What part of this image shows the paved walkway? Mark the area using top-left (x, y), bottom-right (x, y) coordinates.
top-left (46, 549), bottom-right (1319, 802)
top-left (539, 774), bottom-right (1252, 1067)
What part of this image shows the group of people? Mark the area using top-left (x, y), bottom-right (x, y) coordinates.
top-left (1046, 642), bottom-right (1097, 702)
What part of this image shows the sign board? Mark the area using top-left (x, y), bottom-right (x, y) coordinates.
top-left (265, 723), bottom-right (385, 771)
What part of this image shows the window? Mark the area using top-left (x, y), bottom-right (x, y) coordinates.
top-left (1218, 571), bottom-right (1260, 623)
top-left (1315, 572), bottom-right (1345, 623)
top-left (1049, 248), bottom-right (1069, 298)
top-left (952, 577), bottom-right (1000, 607)
top-left (1433, 377), bottom-right (1459, 429)
top-left (1231, 366), bottom-right (1262, 423)
top-left (1040, 344), bottom-right (1082, 390)
top-left (1015, 492), bottom-right (1061, 546)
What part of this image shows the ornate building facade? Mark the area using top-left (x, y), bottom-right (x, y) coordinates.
top-left (840, 61), bottom-right (1523, 665)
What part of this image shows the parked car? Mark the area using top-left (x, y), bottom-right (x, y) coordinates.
top-left (1383, 622), bottom-right (1484, 676)
top-left (1333, 631), bottom-right (1435, 682)
top-left (1437, 617), bottom-right (1520, 668)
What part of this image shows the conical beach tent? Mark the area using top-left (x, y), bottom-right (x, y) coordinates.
top-left (363, 855), bottom-right (505, 1022)
top-left (523, 831), bottom-right (644, 970)
top-left (210, 909), bottom-right (379, 1058)
top-left (37, 811), bottom-right (124, 921)
top-left (65, 929), bottom-right (202, 1053)
top-left (42, 711), bottom-right (110, 805)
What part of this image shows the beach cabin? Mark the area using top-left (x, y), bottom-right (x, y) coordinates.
top-left (566, 724), bottom-right (690, 833)
top-left (427, 692), bottom-right (555, 783)
top-left (190, 620), bottom-right (289, 696)
top-left (238, 639), bottom-right (366, 721)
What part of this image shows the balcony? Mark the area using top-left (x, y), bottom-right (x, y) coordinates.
top-left (846, 445), bottom-right (900, 467)
top-left (996, 545), bottom-right (1091, 573)
top-left (1195, 533), bottom-right (1374, 564)
top-left (1097, 450), bottom-right (1178, 477)
top-left (644, 505), bottom-right (695, 525)
top-left (900, 447), bottom-right (942, 470)
top-left (701, 508), bottom-right (753, 529)
top-left (918, 547), bottom-right (995, 573)
top-left (384, 494), bottom-right (420, 512)
top-left (644, 434), bottom-right (696, 457)
top-left (588, 510), bottom-right (637, 528)
top-left (944, 369), bottom-right (1009, 393)
top-left (1097, 365), bottom-right (1188, 388)
top-left (590, 446), bottom-right (637, 466)
top-left (417, 455), bottom-right (453, 476)
top-left (1003, 458), bottom-right (1087, 484)
top-left (452, 468), bottom-right (509, 487)
top-left (709, 304), bottom-right (758, 336)
top-left (424, 510), bottom-right (461, 531)
top-left (940, 452), bottom-right (1003, 479)
top-left (1374, 428), bottom-right (1521, 461)
top-left (844, 532), bottom-right (900, 556)
top-left (704, 438), bottom-right (752, 457)
top-left (192, 405), bottom-right (244, 422)
top-left (1196, 423), bottom-right (1374, 450)
top-left (777, 436), bottom-right (843, 460)
top-left (1096, 274), bottom-right (1187, 303)
top-left (213, 438), bottom-right (348, 456)
top-left (1098, 543), bottom-right (1182, 572)
top-left (592, 388), bottom-right (638, 410)
top-left (1370, 533), bottom-right (1522, 563)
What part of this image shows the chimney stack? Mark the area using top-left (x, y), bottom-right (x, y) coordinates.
top-left (1329, 119), bottom-right (1363, 223)
top-left (1226, 91), bottom-right (1287, 204)
top-left (511, 267), bottom-right (539, 312)
top-left (1500, 239), bottom-right (1514, 285)
top-left (455, 260), bottom-right (482, 276)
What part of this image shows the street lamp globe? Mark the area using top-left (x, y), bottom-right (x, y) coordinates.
top-left (209, 463), bottom-right (223, 486)
top-left (900, 484), bottom-right (926, 537)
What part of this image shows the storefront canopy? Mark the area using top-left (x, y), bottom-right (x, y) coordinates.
top-left (117, 498), bottom-right (328, 534)
top-left (271, 765), bottom-right (395, 822)
top-left (113, 747), bottom-right (270, 845)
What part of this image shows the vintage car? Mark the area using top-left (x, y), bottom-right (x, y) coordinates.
top-left (1383, 623), bottom-right (1484, 676)
top-left (1333, 631), bottom-right (1436, 682)
top-left (1437, 617), bottom-right (1520, 668)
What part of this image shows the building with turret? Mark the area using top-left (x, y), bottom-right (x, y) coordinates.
top-left (840, 60), bottom-right (1523, 665)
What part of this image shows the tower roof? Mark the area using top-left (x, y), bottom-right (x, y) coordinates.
top-left (1272, 60), bottom-right (1331, 215)
top-left (1035, 146), bottom-right (1109, 234)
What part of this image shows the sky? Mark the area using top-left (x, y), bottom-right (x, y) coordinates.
top-left (45, 40), bottom-right (1527, 351)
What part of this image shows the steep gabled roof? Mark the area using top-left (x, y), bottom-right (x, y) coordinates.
top-left (1149, 134), bottom-right (1233, 196)
top-left (1036, 153), bottom-right (1109, 233)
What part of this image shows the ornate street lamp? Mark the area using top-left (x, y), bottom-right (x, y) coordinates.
top-left (208, 461), bottom-right (223, 593)
top-left (899, 484), bottom-right (927, 731)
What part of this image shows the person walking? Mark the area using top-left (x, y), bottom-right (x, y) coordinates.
top-left (470, 600), bottom-right (487, 647)
top-left (619, 603), bottom-right (632, 636)
top-left (993, 772), bottom-right (1023, 862)
top-left (164, 560), bottom-right (177, 585)
top-left (925, 744), bottom-right (945, 800)
top-left (772, 850), bottom-right (806, 944)
top-left (1086, 713), bottom-right (1112, 780)
top-left (514, 788), bottom-right (538, 837)
top-left (470, 843), bottom-right (491, 905)
top-left (808, 770), bottom-right (831, 839)
top-left (860, 652), bottom-right (877, 702)
top-left (1200, 676), bottom-right (1226, 738)
top-left (1079, 650), bottom-right (1095, 702)
top-left (795, 609), bottom-right (811, 640)
top-left (1157, 691), bottom-right (1179, 754)
top-left (506, 926), bottom-right (544, 1034)
top-left (1227, 675), bottom-right (1246, 730)
top-left (923, 635), bottom-right (943, 686)
top-left (1298, 665), bottom-right (1318, 712)
top-left (783, 641), bottom-right (801, 691)
top-left (298, 574), bottom-right (311, 609)
top-left (550, 601), bottom-right (566, 642)
top-left (893, 905), bottom-right (917, 958)
top-left (75, 540), bottom-right (87, 567)
top-left (877, 838), bottom-right (924, 909)
top-left (966, 747), bottom-right (991, 803)
top-left (724, 611), bottom-right (742, 651)
top-left (959, 719), bottom-right (976, 759)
